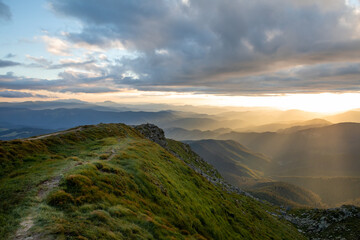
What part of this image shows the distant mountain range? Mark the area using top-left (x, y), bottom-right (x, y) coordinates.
top-left (1, 100), bottom-right (360, 140)
top-left (0, 107), bottom-right (177, 130)
top-left (220, 122), bottom-right (360, 177)
top-left (165, 118), bottom-right (333, 140)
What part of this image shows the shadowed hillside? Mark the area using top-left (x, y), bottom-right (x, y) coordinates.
top-left (274, 176), bottom-right (360, 207)
top-left (220, 123), bottom-right (360, 177)
top-left (246, 182), bottom-right (324, 208)
top-left (186, 139), bottom-right (271, 182)
top-left (186, 139), bottom-right (325, 208)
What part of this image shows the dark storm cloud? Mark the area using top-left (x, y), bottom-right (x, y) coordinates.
top-left (0, 90), bottom-right (47, 98)
top-left (0, 59), bottom-right (20, 68)
top-left (41, 0), bottom-right (360, 93)
top-left (0, 0), bottom-right (11, 20)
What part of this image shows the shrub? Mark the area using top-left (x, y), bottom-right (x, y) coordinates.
top-left (99, 154), bottom-right (110, 160)
top-left (108, 205), bottom-right (134, 218)
top-left (89, 210), bottom-right (111, 223)
top-left (47, 190), bottom-right (74, 208)
top-left (65, 174), bottom-right (93, 192)
top-left (67, 156), bottom-right (81, 161)
top-left (65, 174), bottom-right (103, 204)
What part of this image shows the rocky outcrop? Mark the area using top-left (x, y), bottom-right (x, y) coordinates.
top-left (135, 123), bottom-right (168, 148)
top-left (268, 205), bottom-right (360, 240)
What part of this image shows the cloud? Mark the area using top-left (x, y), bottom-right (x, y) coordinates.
top-left (59, 87), bottom-right (117, 93)
top-left (0, 90), bottom-right (47, 98)
top-left (0, 72), bottom-right (62, 90)
top-left (26, 55), bottom-right (53, 67)
top-left (41, 36), bottom-right (71, 56)
top-left (25, 54), bottom-right (109, 78)
top-left (46, 0), bottom-right (360, 94)
top-left (5, 53), bottom-right (16, 58)
top-left (0, 0), bottom-right (11, 20)
top-left (0, 59), bottom-right (20, 68)
top-left (50, 59), bottom-right (96, 70)
top-left (0, 71), bottom-right (114, 94)
top-left (188, 62), bottom-right (360, 94)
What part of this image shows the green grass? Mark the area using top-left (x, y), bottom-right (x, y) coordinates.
top-left (166, 139), bottom-right (223, 180)
top-left (0, 123), bottom-right (305, 239)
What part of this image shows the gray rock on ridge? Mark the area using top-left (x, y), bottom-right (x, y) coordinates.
top-left (135, 123), bottom-right (168, 148)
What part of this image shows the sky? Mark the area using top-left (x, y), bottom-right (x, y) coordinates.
top-left (1, 0), bottom-right (360, 113)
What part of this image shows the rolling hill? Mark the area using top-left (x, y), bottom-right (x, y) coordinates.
top-left (326, 110), bottom-right (360, 123)
top-left (164, 118), bottom-right (331, 141)
top-left (0, 123), bottom-right (304, 240)
top-left (236, 118), bottom-right (332, 133)
top-left (245, 182), bottom-right (324, 208)
top-left (274, 176), bottom-right (360, 207)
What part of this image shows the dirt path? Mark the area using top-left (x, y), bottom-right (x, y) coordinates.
top-left (12, 138), bottom-right (132, 239)
top-left (13, 216), bottom-right (34, 240)
top-left (107, 149), bottom-right (116, 161)
top-left (12, 164), bottom-right (74, 240)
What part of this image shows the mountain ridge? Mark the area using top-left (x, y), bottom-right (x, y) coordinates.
top-left (0, 123), bottom-right (304, 239)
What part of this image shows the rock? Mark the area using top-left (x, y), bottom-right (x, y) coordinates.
top-left (135, 123), bottom-right (168, 148)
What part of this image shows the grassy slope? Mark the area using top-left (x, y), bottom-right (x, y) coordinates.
top-left (245, 182), bottom-right (325, 209)
top-left (0, 123), bottom-right (304, 240)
